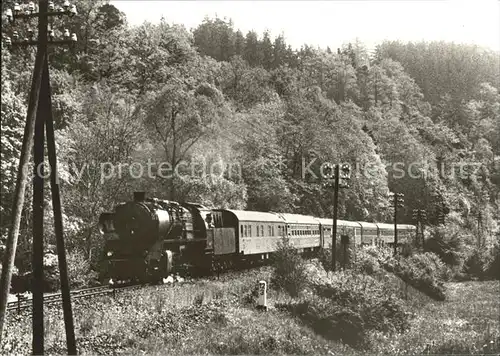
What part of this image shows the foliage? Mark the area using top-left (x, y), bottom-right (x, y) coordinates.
top-left (487, 243), bottom-right (500, 280)
top-left (67, 249), bottom-right (99, 288)
top-left (271, 237), bottom-right (309, 297)
top-left (1, 265), bottom-right (498, 355)
top-left (355, 245), bottom-right (399, 274)
top-left (1, 6), bottom-right (499, 290)
top-left (353, 247), bottom-right (383, 275)
top-left (0, 48), bottom-right (27, 237)
top-left (318, 242), bottom-right (354, 272)
top-left (425, 225), bottom-right (469, 270)
top-left (395, 252), bottom-right (448, 301)
top-left (280, 271), bottom-right (411, 348)
top-left (353, 246), bottom-right (448, 300)
top-left (464, 248), bottom-right (493, 280)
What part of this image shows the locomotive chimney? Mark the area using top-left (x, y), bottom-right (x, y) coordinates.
top-left (134, 191), bottom-right (146, 202)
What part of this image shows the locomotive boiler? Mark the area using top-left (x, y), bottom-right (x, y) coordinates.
top-left (98, 192), bottom-right (210, 283)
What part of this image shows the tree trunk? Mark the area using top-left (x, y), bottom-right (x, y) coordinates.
top-left (170, 109), bottom-right (177, 200)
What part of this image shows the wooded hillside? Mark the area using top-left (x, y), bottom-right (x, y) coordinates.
top-left (1, 1), bottom-right (499, 269)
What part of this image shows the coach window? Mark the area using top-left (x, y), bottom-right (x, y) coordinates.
top-left (249, 225), bottom-right (252, 236)
top-left (244, 225), bottom-right (247, 237)
top-left (272, 226), bottom-right (275, 236)
top-left (241, 225), bottom-right (244, 236)
top-left (256, 225), bottom-right (259, 237)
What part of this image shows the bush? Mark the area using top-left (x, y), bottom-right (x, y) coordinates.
top-left (318, 242), bottom-right (353, 272)
top-left (271, 237), bottom-right (309, 297)
top-left (353, 247), bottom-right (447, 300)
top-left (318, 246), bottom-right (333, 272)
top-left (67, 249), bottom-right (99, 288)
top-left (10, 252), bottom-right (60, 293)
top-left (425, 226), bottom-right (468, 270)
top-left (354, 248), bottom-right (381, 275)
top-left (280, 271), bottom-right (411, 348)
top-left (395, 252), bottom-right (447, 301)
top-left (354, 246), bottom-right (396, 274)
top-left (464, 248), bottom-right (493, 279)
top-left (487, 244), bottom-right (500, 280)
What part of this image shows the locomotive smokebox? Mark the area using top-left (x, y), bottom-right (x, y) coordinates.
top-left (134, 191), bottom-right (146, 202)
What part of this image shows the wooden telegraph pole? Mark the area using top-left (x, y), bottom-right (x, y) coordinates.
top-left (323, 163), bottom-right (351, 272)
top-left (412, 209), bottom-right (427, 249)
top-left (331, 165), bottom-right (340, 272)
top-left (389, 192), bottom-right (404, 256)
top-left (0, 1), bottom-right (78, 354)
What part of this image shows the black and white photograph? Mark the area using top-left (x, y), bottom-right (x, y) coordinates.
top-left (0, 0), bottom-right (499, 354)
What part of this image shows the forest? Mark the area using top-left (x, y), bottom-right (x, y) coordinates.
top-left (1, 0), bottom-right (499, 281)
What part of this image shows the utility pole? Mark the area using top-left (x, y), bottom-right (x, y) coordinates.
top-left (477, 211), bottom-right (482, 248)
top-left (323, 163), bottom-right (351, 272)
top-left (1, 1), bottom-right (78, 354)
top-left (331, 165), bottom-right (339, 272)
top-left (389, 192), bottom-right (404, 256)
top-left (412, 209), bottom-right (427, 249)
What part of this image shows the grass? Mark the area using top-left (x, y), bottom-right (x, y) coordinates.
top-left (369, 280), bottom-right (500, 355)
top-left (1, 266), bottom-right (498, 355)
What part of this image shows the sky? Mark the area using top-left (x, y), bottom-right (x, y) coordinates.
top-left (111, 0), bottom-right (500, 52)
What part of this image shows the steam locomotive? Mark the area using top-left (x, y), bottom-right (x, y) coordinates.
top-left (98, 192), bottom-right (416, 283)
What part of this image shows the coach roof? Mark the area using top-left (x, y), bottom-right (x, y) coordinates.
top-left (376, 223), bottom-right (395, 230)
top-left (221, 209), bottom-right (285, 223)
top-left (357, 221), bottom-right (378, 229)
top-left (317, 219), bottom-right (363, 227)
top-left (278, 213), bottom-right (319, 225)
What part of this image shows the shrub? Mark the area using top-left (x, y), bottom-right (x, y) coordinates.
top-left (67, 249), bottom-right (99, 288)
top-left (318, 246), bottom-right (332, 272)
top-left (271, 237), bottom-right (309, 297)
top-left (280, 271), bottom-right (411, 348)
top-left (425, 226), bottom-right (468, 270)
top-left (464, 248), bottom-right (493, 280)
top-left (353, 248), bottom-right (381, 275)
top-left (395, 252), bottom-right (447, 301)
top-left (487, 244), bottom-right (500, 280)
top-left (354, 246), bottom-right (396, 274)
top-left (318, 242), bottom-right (353, 272)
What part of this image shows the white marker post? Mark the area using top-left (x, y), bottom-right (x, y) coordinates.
top-left (257, 280), bottom-right (267, 311)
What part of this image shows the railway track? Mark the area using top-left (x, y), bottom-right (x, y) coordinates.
top-left (6, 284), bottom-right (138, 313)
top-left (6, 265), bottom-right (263, 314)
